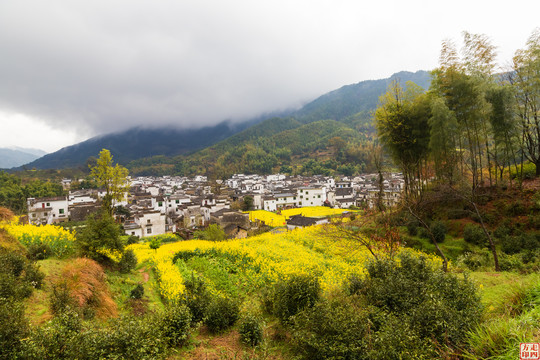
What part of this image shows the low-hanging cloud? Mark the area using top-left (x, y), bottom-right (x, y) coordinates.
top-left (0, 0), bottom-right (538, 140)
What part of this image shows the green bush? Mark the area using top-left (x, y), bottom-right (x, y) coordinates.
top-left (183, 272), bottom-right (212, 323)
top-left (273, 274), bottom-right (321, 324)
top-left (0, 251), bottom-right (44, 301)
top-left (205, 296), bottom-right (239, 333)
top-left (430, 220), bottom-right (447, 243)
top-left (357, 253), bottom-right (483, 348)
top-left (20, 311), bottom-right (167, 360)
top-left (49, 281), bottom-right (77, 316)
top-left (510, 162), bottom-right (536, 180)
top-left (501, 233), bottom-right (540, 255)
top-left (505, 200), bottom-right (528, 217)
top-left (126, 235), bottom-right (139, 245)
top-left (239, 310), bottom-right (265, 347)
top-left (291, 295), bottom-right (373, 360)
top-left (406, 221), bottom-right (418, 236)
top-left (75, 211), bottom-right (124, 263)
top-left (118, 249), bottom-right (138, 273)
top-left (193, 224), bottom-right (226, 241)
top-left (498, 254), bottom-right (524, 271)
top-left (130, 284), bottom-right (144, 300)
top-left (463, 223), bottom-right (488, 246)
top-left (0, 299), bottom-right (29, 358)
top-left (418, 226), bottom-right (430, 239)
top-left (160, 303), bottom-right (192, 346)
top-left (27, 242), bottom-right (52, 260)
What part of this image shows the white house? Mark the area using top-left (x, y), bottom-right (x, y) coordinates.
top-left (297, 187), bottom-right (326, 207)
top-left (27, 196), bottom-right (69, 225)
top-left (124, 210), bottom-right (167, 238)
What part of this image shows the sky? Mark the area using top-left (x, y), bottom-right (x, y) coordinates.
top-left (0, 0), bottom-right (539, 153)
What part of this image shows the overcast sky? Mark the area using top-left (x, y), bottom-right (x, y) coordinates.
top-left (0, 0), bottom-right (538, 153)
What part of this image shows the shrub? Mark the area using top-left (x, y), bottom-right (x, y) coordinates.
top-left (493, 225), bottom-right (511, 240)
top-left (160, 303), bottom-right (192, 346)
top-left (357, 253), bottom-right (483, 348)
top-left (20, 311), bottom-right (167, 360)
top-left (430, 221), bottom-right (447, 243)
top-left (273, 274), bottom-right (321, 324)
top-left (501, 233), bottom-right (540, 255)
top-left (183, 272), bottom-right (212, 323)
top-left (0, 250), bottom-right (44, 301)
top-left (126, 235), bottom-right (139, 245)
top-left (50, 281), bottom-right (77, 315)
top-left (130, 284), bottom-right (144, 300)
top-left (418, 226), bottom-right (430, 239)
top-left (498, 254), bottom-right (524, 271)
top-left (239, 310), bottom-right (265, 347)
top-left (149, 237), bottom-right (161, 250)
top-left (406, 220), bottom-right (418, 236)
top-left (463, 223), bottom-right (487, 246)
top-left (505, 200), bottom-right (528, 217)
top-left (75, 212), bottom-right (124, 263)
top-left (118, 249), bottom-right (137, 273)
top-left (27, 242), bottom-right (52, 260)
top-left (205, 296), bottom-right (240, 333)
top-left (291, 295), bottom-right (373, 360)
top-left (0, 299), bottom-right (29, 358)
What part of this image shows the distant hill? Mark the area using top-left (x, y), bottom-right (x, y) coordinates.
top-left (295, 70), bottom-right (431, 123)
top-left (18, 121), bottom-right (257, 170)
top-left (0, 148), bottom-right (47, 169)
top-left (20, 70), bottom-right (431, 171)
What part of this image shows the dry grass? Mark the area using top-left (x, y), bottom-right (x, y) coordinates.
top-left (0, 207), bottom-right (14, 222)
top-left (58, 257), bottom-right (118, 319)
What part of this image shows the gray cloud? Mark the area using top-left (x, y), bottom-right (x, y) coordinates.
top-left (0, 0), bottom-right (539, 140)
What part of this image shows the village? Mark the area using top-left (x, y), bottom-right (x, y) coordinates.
top-left (26, 172), bottom-right (404, 239)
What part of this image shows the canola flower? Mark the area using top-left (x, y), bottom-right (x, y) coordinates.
top-left (96, 248), bottom-right (123, 263)
top-left (246, 207), bottom-right (359, 227)
top-left (128, 224), bottom-right (445, 301)
top-left (2, 221), bottom-right (75, 258)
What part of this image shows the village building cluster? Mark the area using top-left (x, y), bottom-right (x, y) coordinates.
top-left (27, 172), bottom-right (404, 238)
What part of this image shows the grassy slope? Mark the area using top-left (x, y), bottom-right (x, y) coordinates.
top-left (20, 225), bottom-right (539, 359)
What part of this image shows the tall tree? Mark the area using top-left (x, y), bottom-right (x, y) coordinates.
top-left (90, 149), bottom-right (130, 216)
top-left (374, 80), bottom-right (431, 198)
top-left (510, 29), bottom-right (540, 176)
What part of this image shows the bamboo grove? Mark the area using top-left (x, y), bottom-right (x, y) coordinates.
top-left (375, 30), bottom-right (540, 196)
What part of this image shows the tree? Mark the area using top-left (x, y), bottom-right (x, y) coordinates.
top-left (510, 29), bottom-right (540, 176)
top-left (242, 196), bottom-right (254, 211)
top-left (75, 211), bottom-right (124, 263)
top-left (90, 149), bottom-right (130, 216)
top-left (193, 224), bottom-right (226, 241)
top-left (374, 81), bottom-right (431, 198)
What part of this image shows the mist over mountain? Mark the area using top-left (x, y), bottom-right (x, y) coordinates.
top-left (19, 70), bottom-right (430, 171)
top-left (0, 147), bottom-right (47, 169)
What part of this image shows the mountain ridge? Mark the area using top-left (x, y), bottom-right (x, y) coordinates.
top-left (18, 70), bottom-right (431, 171)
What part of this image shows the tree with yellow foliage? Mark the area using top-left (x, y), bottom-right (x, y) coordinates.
top-left (90, 149), bottom-right (129, 216)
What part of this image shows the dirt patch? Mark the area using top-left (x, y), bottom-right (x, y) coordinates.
top-left (138, 267), bottom-right (150, 283)
top-left (179, 326), bottom-right (250, 360)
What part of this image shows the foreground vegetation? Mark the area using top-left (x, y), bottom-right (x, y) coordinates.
top-left (1, 202), bottom-right (539, 359)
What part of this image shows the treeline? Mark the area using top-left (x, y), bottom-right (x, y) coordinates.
top-left (0, 171), bottom-right (99, 214)
top-left (375, 31), bottom-right (540, 197)
top-left (0, 172), bottom-right (64, 214)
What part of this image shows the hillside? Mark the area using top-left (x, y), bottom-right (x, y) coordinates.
top-left (19, 70), bottom-right (430, 172)
top-left (127, 70), bottom-right (431, 177)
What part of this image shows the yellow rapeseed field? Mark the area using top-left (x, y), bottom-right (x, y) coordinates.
top-left (246, 207), bottom-right (358, 227)
top-left (128, 224), bottom-right (443, 301)
top-left (1, 220), bottom-right (75, 258)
